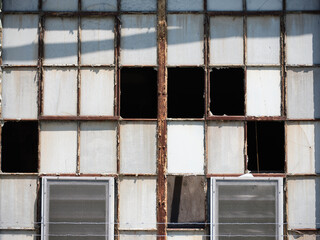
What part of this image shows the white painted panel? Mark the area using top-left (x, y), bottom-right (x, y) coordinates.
top-left (208, 0), bottom-right (243, 11)
top-left (80, 68), bottom-right (114, 116)
top-left (288, 234), bottom-right (317, 240)
top-left (286, 14), bottom-right (320, 65)
top-left (3, 0), bottom-right (38, 11)
top-left (2, 69), bottom-right (38, 119)
top-left (287, 122), bottom-right (320, 174)
top-left (0, 231), bottom-right (36, 240)
top-left (43, 68), bottom-right (77, 116)
top-left (120, 232), bottom-right (156, 240)
top-left (2, 15), bottom-right (38, 65)
top-left (167, 121), bottom-right (204, 174)
top-left (246, 0), bottom-right (282, 11)
top-left (82, 0), bottom-right (117, 11)
top-left (247, 16), bottom-right (280, 65)
top-left (287, 0), bottom-right (320, 10)
top-left (120, 122), bottom-right (157, 174)
top-left (287, 177), bottom-right (320, 229)
top-left (246, 68), bottom-right (281, 116)
top-left (120, 15), bottom-right (157, 65)
top-left (207, 122), bottom-right (244, 174)
top-left (80, 122), bottom-right (117, 173)
top-left (40, 122), bottom-right (77, 173)
top-left (121, 0), bottom-right (157, 11)
top-left (0, 176), bottom-right (37, 229)
top-left (168, 14), bottom-right (204, 66)
top-left (44, 18), bottom-right (78, 65)
top-left (287, 68), bottom-right (320, 119)
top-left (42, 0), bottom-right (78, 11)
top-left (119, 178), bottom-right (157, 230)
top-left (167, 0), bottom-right (203, 11)
top-left (167, 231), bottom-right (206, 240)
top-left (210, 17), bottom-right (243, 65)
top-left (81, 18), bottom-right (114, 65)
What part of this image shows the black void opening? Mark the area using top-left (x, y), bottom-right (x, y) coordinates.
top-left (247, 121), bottom-right (285, 173)
top-left (210, 68), bottom-right (244, 116)
top-left (168, 68), bottom-right (204, 118)
top-left (1, 121), bottom-right (38, 173)
top-left (167, 176), bottom-right (206, 228)
top-left (120, 67), bottom-right (157, 118)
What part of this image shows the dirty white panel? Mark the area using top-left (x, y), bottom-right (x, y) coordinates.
top-left (81, 18), bottom-right (114, 65)
top-left (287, 0), bottom-right (320, 10)
top-left (167, 121), bottom-right (204, 174)
top-left (208, 0), bottom-right (243, 11)
top-left (40, 122), bottom-right (77, 173)
top-left (0, 231), bottom-right (36, 240)
top-left (82, 0), bottom-right (117, 11)
top-left (120, 232), bottom-right (156, 240)
top-left (286, 14), bottom-right (320, 65)
top-left (0, 176), bottom-right (37, 229)
top-left (43, 68), bottom-right (77, 116)
top-left (3, 0), bottom-right (38, 11)
top-left (2, 68), bottom-right (38, 119)
top-left (247, 16), bottom-right (280, 65)
top-left (120, 15), bottom-right (157, 65)
top-left (167, 14), bottom-right (204, 66)
top-left (42, 0), bottom-right (78, 11)
top-left (80, 122), bottom-right (117, 173)
top-left (287, 122), bottom-right (320, 174)
top-left (120, 122), bottom-right (157, 174)
top-left (288, 233), bottom-right (317, 240)
top-left (44, 18), bottom-right (78, 65)
top-left (210, 16), bottom-right (243, 65)
top-left (167, 231), bottom-right (206, 240)
top-left (119, 178), bottom-right (157, 230)
top-left (2, 15), bottom-right (38, 65)
top-left (287, 68), bottom-right (320, 119)
top-left (80, 68), bottom-right (114, 116)
top-left (246, 68), bottom-right (281, 116)
top-left (167, 0), bottom-right (203, 11)
top-left (287, 177), bottom-right (320, 229)
top-left (207, 122), bottom-right (244, 174)
top-left (121, 0), bottom-right (157, 11)
top-left (246, 0), bottom-right (282, 11)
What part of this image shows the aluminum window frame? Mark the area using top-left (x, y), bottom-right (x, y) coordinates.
top-left (41, 176), bottom-right (114, 240)
top-left (210, 177), bottom-right (283, 240)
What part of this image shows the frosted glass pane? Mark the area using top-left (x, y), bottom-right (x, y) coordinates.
top-left (3, 0), bottom-right (38, 11)
top-left (42, 0), bottom-right (78, 11)
top-left (246, 0), bottom-right (282, 11)
top-left (167, 0), bottom-right (203, 11)
top-left (82, 0), bottom-right (117, 11)
top-left (208, 0), bottom-right (242, 11)
top-left (287, 0), bottom-right (320, 10)
top-left (121, 0), bottom-right (157, 11)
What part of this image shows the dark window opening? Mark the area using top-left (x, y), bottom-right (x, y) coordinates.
top-left (1, 121), bottom-right (38, 173)
top-left (168, 68), bottom-right (204, 118)
top-left (247, 121), bottom-right (284, 173)
top-left (210, 68), bottom-right (244, 116)
top-left (167, 176), bottom-right (206, 228)
top-left (120, 67), bottom-right (157, 118)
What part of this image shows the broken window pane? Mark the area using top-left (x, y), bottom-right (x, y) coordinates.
top-left (168, 68), bottom-right (204, 118)
top-left (1, 122), bottom-right (38, 173)
top-left (120, 15), bottom-right (157, 65)
top-left (247, 16), bottom-right (280, 65)
top-left (246, 0), bottom-right (282, 11)
top-left (286, 14), bottom-right (320, 65)
top-left (121, 0), bottom-right (157, 11)
top-left (120, 67), bottom-right (157, 118)
top-left (81, 0), bottom-right (117, 11)
top-left (210, 17), bottom-right (243, 65)
top-left (2, 15), bottom-right (38, 65)
top-left (44, 18), bottom-right (78, 65)
top-left (246, 67), bottom-right (281, 117)
top-left (167, 14), bottom-right (204, 66)
top-left (207, 0), bottom-right (243, 11)
top-left (210, 68), bottom-right (244, 116)
top-left (167, 176), bottom-right (206, 228)
top-left (247, 121), bottom-right (284, 173)
top-left (81, 17), bottom-right (115, 65)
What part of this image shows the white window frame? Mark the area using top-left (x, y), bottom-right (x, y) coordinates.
top-left (41, 176), bottom-right (114, 240)
top-left (210, 177), bottom-right (283, 240)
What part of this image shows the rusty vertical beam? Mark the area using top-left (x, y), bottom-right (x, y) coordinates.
top-left (243, 0), bottom-right (248, 173)
top-left (76, 0), bottom-right (81, 175)
top-left (157, 0), bottom-right (167, 239)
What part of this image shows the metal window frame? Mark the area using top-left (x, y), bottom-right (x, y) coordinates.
top-left (210, 177), bottom-right (283, 240)
top-left (41, 176), bottom-right (114, 240)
